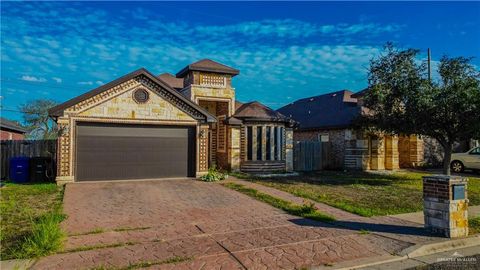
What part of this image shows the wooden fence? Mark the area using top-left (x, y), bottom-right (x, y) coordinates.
top-left (293, 141), bottom-right (331, 171)
top-left (1, 140), bottom-right (57, 180)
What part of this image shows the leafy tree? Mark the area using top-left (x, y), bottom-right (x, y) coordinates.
top-left (361, 44), bottom-right (480, 175)
top-left (19, 99), bottom-right (59, 139)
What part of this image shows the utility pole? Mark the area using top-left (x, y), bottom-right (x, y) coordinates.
top-left (427, 48), bottom-right (432, 81)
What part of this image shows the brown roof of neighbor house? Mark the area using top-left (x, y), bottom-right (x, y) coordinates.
top-left (176, 59), bottom-right (240, 78)
top-left (157, 73), bottom-right (184, 90)
top-left (48, 68), bottom-right (216, 123)
top-left (234, 101), bottom-right (292, 124)
top-left (235, 101), bottom-right (244, 111)
top-left (277, 90), bottom-right (362, 130)
top-left (0, 117), bottom-right (27, 133)
top-left (351, 88), bottom-right (368, 98)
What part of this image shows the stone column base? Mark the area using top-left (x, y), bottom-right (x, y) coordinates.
top-left (56, 176), bottom-right (74, 186)
top-left (423, 175), bottom-right (469, 238)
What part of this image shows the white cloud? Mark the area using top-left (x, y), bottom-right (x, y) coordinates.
top-left (2, 2), bottom-right (406, 109)
top-left (52, 77), bottom-right (62, 83)
top-left (21, 75), bottom-right (46, 82)
top-left (78, 81), bottom-right (93, 85)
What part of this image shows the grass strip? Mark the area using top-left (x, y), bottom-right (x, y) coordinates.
top-left (62, 242), bottom-right (136, 253)
top-left (70, 226), bottom-right (151, 237)
top-left (113, 226), bottom-right (151, 232)
top-left (90, 256), bottom-right (193, 270)
top-left (469, 217), bottom-right (480, 235)
top-left (222, 182), bottom-right (335, 222)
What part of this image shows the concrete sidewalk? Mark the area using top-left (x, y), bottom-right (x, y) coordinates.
top-left (390, 205), bottom-right (480, 225)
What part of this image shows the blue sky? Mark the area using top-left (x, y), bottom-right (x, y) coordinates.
top-left (1, 1), bottom-right (479, 121)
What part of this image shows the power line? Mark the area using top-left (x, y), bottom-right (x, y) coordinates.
top-left (1, 108), bottom-right (40, 115)
top-left (1, 78), bottom-right (89, 91)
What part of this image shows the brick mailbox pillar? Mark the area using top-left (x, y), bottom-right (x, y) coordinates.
top-left (423, 175), bottom-right (468, 238)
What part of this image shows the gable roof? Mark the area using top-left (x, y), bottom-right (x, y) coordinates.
top-left (0, 118), bottom-right (27, 133)
top-left (234, 101), bottom-right (291, 123)
top-left (351, 88), bottom-right (368, 98)
top-left (176, 59), bottom-right (239, 78)
top-left (157, 73), bottom-right (184, 90)
top-left (277, 90), bottom-right (362, 130)
top-left (48, 68), bottom-right (216, 123)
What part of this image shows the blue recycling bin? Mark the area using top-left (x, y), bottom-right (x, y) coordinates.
top-left (9, 157), bottom-right (30, 183)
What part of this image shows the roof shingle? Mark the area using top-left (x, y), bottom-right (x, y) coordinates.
top-left (234, 101), bottom-right (290, 123)
top-left (157, 73), bottom-right (184, 90)
top-left (176, 59), bottom-right (239, 77)
top-left (277, 90), bottom-right (362, 130)
top-left (0, 118), bottom-right (27, 133)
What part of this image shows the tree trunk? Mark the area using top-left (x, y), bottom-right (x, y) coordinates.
top-left (443, 143), bottom-right (453, 175)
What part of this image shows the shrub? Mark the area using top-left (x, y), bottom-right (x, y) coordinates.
top-left (200, 166), bottom-right (227, 182)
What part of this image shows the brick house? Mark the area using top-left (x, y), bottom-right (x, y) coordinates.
top-left (0, 118), bottom-right (27, 140)
top-left (278, 90), bottom-right (423, 170)
top-left (49, 59), bottom-right (294, 184)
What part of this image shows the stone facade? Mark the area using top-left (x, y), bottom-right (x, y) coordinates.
top-left (53, 74), bottom-right (210, 184)
top-left (52, 61), bottom-right (294, 183)
top-left (78, 87), bottom-right (195, 121)
top-left (423, 175), bottom-right (469, 238)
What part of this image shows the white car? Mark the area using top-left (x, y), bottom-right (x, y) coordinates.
top-left (451, 147), bottom-right (480, 173)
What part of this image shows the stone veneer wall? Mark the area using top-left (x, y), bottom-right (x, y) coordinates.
top-left (384, 135), bottom-right (400, 170)
top-left (399, 135), bottom-right (424, 168)
top-left (294, 129), bottom-right (347, 169)
top-left (423, 175), bottom-right (469, 238)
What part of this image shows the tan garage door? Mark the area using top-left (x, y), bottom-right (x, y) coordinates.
top-left (76, 123), bottom-right (195, 181)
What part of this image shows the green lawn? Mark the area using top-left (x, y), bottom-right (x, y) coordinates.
top-left (248, 170), bottom-right (480, 217)
top-left (0, 182), bottom-right (65, 259)
top-left (221, 182), bottom-right (335, 222)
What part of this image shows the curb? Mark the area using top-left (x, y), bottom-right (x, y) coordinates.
top-left (0, 259), bottom-right (36, 270)
top-left (312, 234), bottom-right (480, 270)
top-left (399, 234), bottom-right (480, 258)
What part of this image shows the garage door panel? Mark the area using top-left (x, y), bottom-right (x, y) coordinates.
top-left (76, 123), bottom-right (195, 181)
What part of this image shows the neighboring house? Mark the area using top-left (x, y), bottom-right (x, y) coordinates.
top-left (0, 118), bottom-right (27, 140)
top-left (278, 90), bottom-right (423, 170)
top-left (49, 59), bottom-right (293, 184)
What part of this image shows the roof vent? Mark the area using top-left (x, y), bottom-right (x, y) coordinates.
top-left (332, 93), bottom-right (337, 97)
top-left (133, 88), bottom-right (149, 104)
top-left (309, 98), bottom-right (314, 101)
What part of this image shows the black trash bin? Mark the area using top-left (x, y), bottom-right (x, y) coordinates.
top-left (29, 157), bottom-right (54, 182)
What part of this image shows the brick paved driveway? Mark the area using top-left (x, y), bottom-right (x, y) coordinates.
top-left (32, 179), bottom-right (416, 270)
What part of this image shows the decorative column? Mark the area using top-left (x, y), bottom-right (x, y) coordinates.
top-left (252, 126), bottom-right (257, 161)
top-left (398, 135), bottom-right (411, 168)
top-left (423, 175), bottom-right (468, 238)
top-left (409, 135), bottom-right (424, 167)
top-left (384, 135), bottom-right (399, 170)
top-left (197, 124), bottom-right (209, 176)
top-left (370, 136), bottom-right (385, 170)
top-left (55, 117), bottom-right (74, 185)
top-left (285, 128), bottom-right (294, 171)
top-left (228, 126), bottom-right (241, 171)
top-left (270, 126), bottom-right (275, 161)
top-left (261, 126), bottom-right (267, 161)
